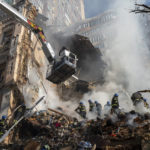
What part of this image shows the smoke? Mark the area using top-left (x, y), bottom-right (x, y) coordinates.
top-left (81, 0), bottom-right (150, 114)
top-left (21, 0), bottom-right (150, 119)
top-left (127, 113), bottom-right (138, 126)
top-left (21, 55), bottom-right (83, 119)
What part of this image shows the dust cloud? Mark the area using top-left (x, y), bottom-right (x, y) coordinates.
top-left (22, 0), bottom-right (150, 117)
top-left (81, 0), bottom-right (150, 114)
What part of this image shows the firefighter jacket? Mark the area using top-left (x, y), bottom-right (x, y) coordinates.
top-left (111, 96), bottom-right (119, 109)
top-left (0, 120), bottom-right (4, 127)
top-left (76, 104), bottom-right (86, 113)
top-left (96, 103), bottom-right (102, 112)
top-left (89, 102), bottom-right (94, 111)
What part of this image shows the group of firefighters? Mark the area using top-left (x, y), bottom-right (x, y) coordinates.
top-left (75, 100), bottom-right (103, 119)
top-left (75, 93), bottom-right (149, 119)
top-left (0, 92), bottom-right (149, 139)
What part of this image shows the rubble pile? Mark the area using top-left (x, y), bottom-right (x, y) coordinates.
top-left (1, 109), bottom-right (150, 150)
top-left (1, 110), bottom-right (86, 149)
top-left (0, 1), bottom-right (150, 150)
top-left (22, 113), bottom-right (82, 149)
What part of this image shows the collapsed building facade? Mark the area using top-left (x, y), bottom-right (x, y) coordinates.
top-left (0, 0), bottom-right (150, 150)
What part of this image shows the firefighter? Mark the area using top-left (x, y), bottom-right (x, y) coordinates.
top-left (75, 102), bottom-right (86, 119)
top-left (0, 115), bottom-right (6, 137)
top-left (88, 99), bottom-right (94, 112)
top-left (105, 101), bottom-right (111, 107)
top-left (131, 92), bottom-right (143, 106)
top-left (143, 98), bottom-right (149, 109)
top-left (104, 101), bottom-right (111, 116)
top-left (95, 101), bottom-right (102, 118)
top-left (0, 116), bottom-right (6, 128)
top-left (0, 130), bottom-right (3, 137)
top-left (111, 93), bottom-right (119, 113)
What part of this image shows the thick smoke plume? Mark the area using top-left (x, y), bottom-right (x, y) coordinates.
top-left (22, 0), bottom-right (150, 118)
top-left (81, 0), bottom-right (150, 114)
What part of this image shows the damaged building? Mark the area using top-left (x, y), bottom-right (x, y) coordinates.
top-left (52, 10), bottom-right (119, 89)
top-left (0, 0), bottom-right (86, 115)
top-left (62, 10), bottom-right (119, 51)
top-left (0, 0), bottom-right (150, 150)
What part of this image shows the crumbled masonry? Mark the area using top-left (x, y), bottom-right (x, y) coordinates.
top-left (1, 1), bottom-right (150, 150)
top-left (1, 108), bottom-right (150, 150)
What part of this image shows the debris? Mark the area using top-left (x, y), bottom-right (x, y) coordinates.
top-left (88, 100), bottom-right (95, 112)
top-left (0, 96), bottom-right (45, 143)
top-left (0, 0), bottom-right (150, 150)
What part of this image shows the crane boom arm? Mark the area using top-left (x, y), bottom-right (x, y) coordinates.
top-left (0, 0), bottom-right (55, 62)
top-left (0, 0), bottom-right (78, 84)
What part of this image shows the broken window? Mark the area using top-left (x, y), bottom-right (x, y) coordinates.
top-left (0, 69), bottom-right (4, 82)
top-left (2, 29), bottom-right (14, 46)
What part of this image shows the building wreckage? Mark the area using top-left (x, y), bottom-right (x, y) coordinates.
top-left (0, 0), bottom-right (150, 150)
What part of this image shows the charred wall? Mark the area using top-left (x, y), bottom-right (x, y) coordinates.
top-left (53, 34), bottom-right (106, 83)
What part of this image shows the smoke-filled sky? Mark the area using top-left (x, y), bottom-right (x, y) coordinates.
top-left (82, 0), bottom-right (150, 114)
top-left (21, 0), bottom-right (150, 117)
top-left (84, 0), bottom-right (150, 18)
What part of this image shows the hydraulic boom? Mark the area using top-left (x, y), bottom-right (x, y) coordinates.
top-left (0, 0), bottom-right (55, 62)
top-left (0, 0), bottom-right (77, 84)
